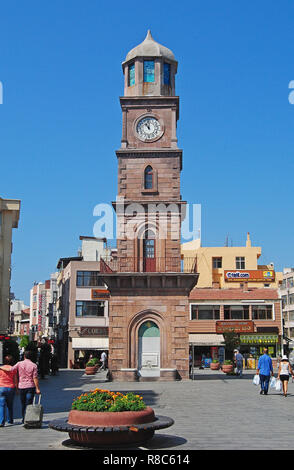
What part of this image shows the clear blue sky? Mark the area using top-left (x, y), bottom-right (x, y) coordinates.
top-left (1, 0), bottom-right (294, 304)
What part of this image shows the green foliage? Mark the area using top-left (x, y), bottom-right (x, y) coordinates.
top-left (222, 331), bottom-right (240, 357)
top-left (71, 389), bottom-right (147, 413)
top-left (19, 335), bottom-right (29, 349)
top-left (86, 359), bottom-right (98, 367)
top-left (223, 360), bottom-right (233, 365)
top-left (212, 359), bottom-right (219, 363)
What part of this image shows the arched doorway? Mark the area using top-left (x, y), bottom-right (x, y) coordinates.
top-left (138, 321), bottom-right (160, 377)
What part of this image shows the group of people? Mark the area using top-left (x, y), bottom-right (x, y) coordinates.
top-left (256, 348), bottom-right (294, 397)
top-left (0, 350), bottom-right (41, 426)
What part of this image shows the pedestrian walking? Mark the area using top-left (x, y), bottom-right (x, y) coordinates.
top-left (256, 348), bottom-right (274, 395)
top-left (99, 351), bottom-right (107, 371)
top-left (0, 355), bottom-right (18, 426)
top-left (277, 355), bottom-right (294, 397)
top-left (3, 350), bottom-right (41, 424)
top-left (235, 350), bottom-right (244, 378)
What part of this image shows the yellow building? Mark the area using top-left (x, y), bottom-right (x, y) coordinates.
top-left (181, 233), bottom-right (283, 289)
top-left (0, 197), bottom-right (21, 334)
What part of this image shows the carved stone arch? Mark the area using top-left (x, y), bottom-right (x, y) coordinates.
top-left (127, 309), bottom-right (167, 369)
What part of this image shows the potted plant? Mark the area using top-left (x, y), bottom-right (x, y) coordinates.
top-left (49, 388), bottom-right (174, 446)
top-left (67, 388), bottom-right (156, 446)
top-left (85, 359), bottom-right (98, 375)
top-left (210, 359), bottom-right (220, 370)
top-left (221, 360), bottom-right (233, 374)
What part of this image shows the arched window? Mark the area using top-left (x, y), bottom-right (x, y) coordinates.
top-left (144, 165), bottom-right (153, 189)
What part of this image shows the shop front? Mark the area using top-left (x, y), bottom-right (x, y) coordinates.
top-left (70, 327), bottom-right (109, 369)
top-left (189, 334), bottom-right (225, 369)
top-left (239, 334), bottom-right (280, 369)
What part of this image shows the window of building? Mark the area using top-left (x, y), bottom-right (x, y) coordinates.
top-left (236, 257), bottom-right (245, 269)
top-left (76, 271), bottom-right (104, 287)
top-left (252, 305), bottom-right (273, 320)
top-left (128, 63), bottom-right (135, 86)
top-left (212, 257), bottom-right (222, 269)
top-left (191, 305), bottom-right (220, 320)
top-left (224, 305), bottom-right (249, 320)
top-left (289, 293), bottom-right (294, 305)
top-left (287, 277), bottom-right (294, 289)
top-left (144, 165), bottom-right (153, 189)
top-left (163, 63), bottom-right (170, 85)
top-left (144, 60), bottom-right (155, 82)
top-left (282, 295), bottom-right (288, 308)
top-left (33, 310), bottom-right (37, 317)
top-left (76, 301), bottom-right (105, 317)
top-left (289, 311), bottom-right (294, 322)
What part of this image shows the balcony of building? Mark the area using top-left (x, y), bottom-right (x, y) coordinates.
top-left (100, 256), bottom-right (197, 274)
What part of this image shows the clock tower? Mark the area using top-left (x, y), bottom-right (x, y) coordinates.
top-left (102, 31), bottom-right (198, 381)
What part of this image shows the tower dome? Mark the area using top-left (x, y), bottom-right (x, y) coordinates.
top-left (124, 30), bottom-right (177, 64)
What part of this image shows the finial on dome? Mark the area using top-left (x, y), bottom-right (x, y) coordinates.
top-left (145, 29), bottom-right (153, 40)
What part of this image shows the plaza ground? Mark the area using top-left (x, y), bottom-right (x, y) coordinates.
top-left (0, 368), bottom-right (293, 451)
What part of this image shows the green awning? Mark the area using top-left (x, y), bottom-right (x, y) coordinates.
top-left (240, 334), bottom-right (278, 344)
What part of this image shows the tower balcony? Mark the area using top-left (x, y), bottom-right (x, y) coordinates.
top-left (100, 256), bottom-right (197, 274)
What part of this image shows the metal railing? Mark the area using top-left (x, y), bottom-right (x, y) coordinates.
top-left (100, 257), bottom-right (197, 274)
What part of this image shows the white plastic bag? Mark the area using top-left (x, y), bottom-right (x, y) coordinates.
top-left (270, 376), bottom-right (277, 389)
top-left (275, 379), bottom-right (282, 392)
top-left (253, 374), bottom-right (260, 385)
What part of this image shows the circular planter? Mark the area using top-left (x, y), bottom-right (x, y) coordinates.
top-left (210, 362), bottom-right (220, 370)
top-left (222, 364), bottom-right (233, 374)
top-left (85, 366), bottom-right (96, 375)
top-left (50, 407), bottom-right (174, 447)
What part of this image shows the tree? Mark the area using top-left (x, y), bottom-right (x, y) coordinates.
top-left (222, 330), bottom-right (240, 360)
top-left (19, 335), bottom-right (30, 350)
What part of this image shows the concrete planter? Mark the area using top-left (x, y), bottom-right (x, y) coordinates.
top-left (210, 362), bottom-right (220, 370)
top-left (67, 407), bottom-right (156, 446)
top-left (222, 364), bottom-right (233, 374)
top-left (85, 366), bottom-right (96, 375)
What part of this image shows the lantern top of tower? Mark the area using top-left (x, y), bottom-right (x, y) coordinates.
top-left (123, 30), bottom-right (177, 65)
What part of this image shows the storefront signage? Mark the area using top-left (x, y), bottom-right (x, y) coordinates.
top-left (240, 334), bottom-right (278, 344)
top-left (79, 327), bottom-right (109, 337)
top-left (224, 270), bottom-right (275, 282)
top-left (216, 321), bottom-right (254, 334)
top-left (91, 289), bottom-right (110, 299)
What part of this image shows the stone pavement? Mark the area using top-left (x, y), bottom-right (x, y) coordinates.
top-left (0, 367), bottom-right (293, 451)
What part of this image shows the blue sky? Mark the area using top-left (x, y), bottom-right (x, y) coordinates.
top-left (0, 0), bottom-right (294, 304)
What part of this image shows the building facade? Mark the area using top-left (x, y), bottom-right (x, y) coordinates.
top-left (279, 268), bottom-right (294, 354)
top-left (0, 197), bottom-right (21, 334)
top-left (100, 31), bottom-right (198, 382)
top-left (9, 299), bottom-right (29, 336)
top-left (182, 233), bottom-right (283, 289)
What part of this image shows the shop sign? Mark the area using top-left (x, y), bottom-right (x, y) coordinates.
top-left (216, 321), bottom-right (254, 334)
top-left (240, 334), bottom-right (278, 344)
top-left (224, 270), bottom-right (275, 282)
top-left (79, 327), bottom-right (109, 337)
top-left (91, 289), bottom-right (110, 299)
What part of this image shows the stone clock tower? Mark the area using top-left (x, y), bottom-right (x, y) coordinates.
top-left (101, 31), bottom-right (198, 381)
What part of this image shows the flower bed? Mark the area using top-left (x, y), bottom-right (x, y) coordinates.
top-left (71, 389), bottom-right (147, 413)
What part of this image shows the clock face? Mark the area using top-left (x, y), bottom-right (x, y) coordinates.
top-left (136, 116), bottom-right (161, 141)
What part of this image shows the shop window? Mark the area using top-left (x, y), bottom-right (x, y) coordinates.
top-left (76, 271), bottom-right (105, 287)
top-left (191, 305), bottom-right (220, 320)
top-left (128, 63), bottom-right (135, 86)
top-left (236, 257), bottom-right (245, 269)
top-left (144, 60), bottom-right (155, 82)
top-left (252, 305), bottom-right (273, 320)
top-left (163, 63), bottom-right (170, 85)
top-left (76, 301), bottom-right (105, 317)
top-left (224, 305), bottom-right (249, 320)
top-left (212, 257), bottom-right (222, 269)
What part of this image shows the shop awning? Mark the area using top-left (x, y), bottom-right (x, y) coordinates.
top-left (189, 334), bottom-right (224, 346)
top-left (72, 337), bottom-right (109, 350)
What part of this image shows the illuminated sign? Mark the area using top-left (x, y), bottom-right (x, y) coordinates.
top-left (224, 270), bottom-right (275, 282)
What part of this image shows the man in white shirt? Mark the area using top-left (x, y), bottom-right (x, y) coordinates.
top-left (99, 351), bottom-right (107, 371)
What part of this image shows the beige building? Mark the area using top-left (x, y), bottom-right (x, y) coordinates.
top-left (0, 197), bottom-right (21, 334)
top-left (181, 233), bottom-right (283, 289)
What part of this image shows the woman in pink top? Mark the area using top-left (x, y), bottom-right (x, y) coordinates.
top-left (0, 355), bottom-right (18, 426)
